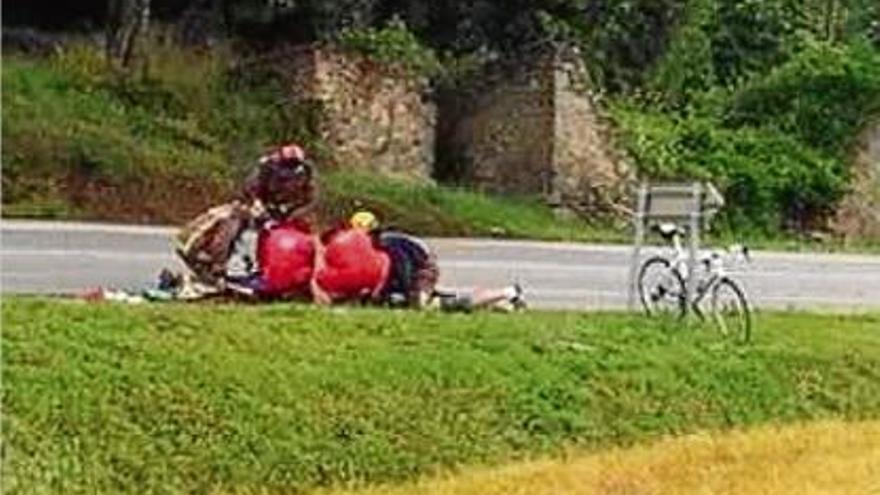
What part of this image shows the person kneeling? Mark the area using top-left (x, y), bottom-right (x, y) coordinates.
top-left (162, 143), bottom-right (317, 299)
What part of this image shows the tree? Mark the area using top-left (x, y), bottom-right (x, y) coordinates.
top-left (105, 0), bottom-right (151, 69)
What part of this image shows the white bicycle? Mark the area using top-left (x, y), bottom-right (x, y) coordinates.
top-left (637, 223), bottom-right (753, 343)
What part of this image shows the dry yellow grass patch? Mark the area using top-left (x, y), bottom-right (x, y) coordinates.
top-left (323, 420), bottom-right (880, 495)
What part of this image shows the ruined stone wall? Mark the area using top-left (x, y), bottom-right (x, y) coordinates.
top-left (285, 45), bottom-right (435, 181)
top-left (835, 121), bottom-right (880, 239)
top-left (262, 45), bottom-right (629, 207)
top-left (440, 51), bottom-right (629, 212)
top-left (448, 69), bottom-right (555, 195)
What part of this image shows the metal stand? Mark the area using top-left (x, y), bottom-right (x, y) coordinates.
top-left (627, 182), bottom-right (723, 313)
top-left (627, 183), bottom-right (649, 309)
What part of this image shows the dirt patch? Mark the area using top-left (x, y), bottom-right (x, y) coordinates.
top-left (4, 163), bottom-right (237, 224)
top-left (61, 171), bottom-right (235, 224)
top-left (4, 170), bottom-right (391, 229)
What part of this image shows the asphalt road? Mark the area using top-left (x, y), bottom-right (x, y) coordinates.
top-left (2, 220), bottom-right (879, 311)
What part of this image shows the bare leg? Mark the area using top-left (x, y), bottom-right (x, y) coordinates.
top-left (471, 287), bottom-right (515, 308)
top-left (434, 284), bottom-right (524, 312)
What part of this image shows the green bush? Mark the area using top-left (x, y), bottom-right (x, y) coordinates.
top-left (707, 0), bottom-right (808, 85)
top-left (578, 0), bottom-right (686, 92)
top-left (725, 41), bottom-right (880, 155)
top-left (642, 0), bottom-right (877, 102)
top-left (612, 104), bottom-right (846, 233)
top-left (616, 33), bottom-right (879, 235)
top-left (338, 17), bottom-right (441, 78)
top-left (645, 0), bottom-right (717, 110)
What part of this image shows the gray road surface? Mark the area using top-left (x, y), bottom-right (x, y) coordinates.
top-left (2, 220), bottom-right (879, 311)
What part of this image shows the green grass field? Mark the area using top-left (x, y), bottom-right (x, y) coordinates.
top-left (3, 298), bottom-right (879, 494)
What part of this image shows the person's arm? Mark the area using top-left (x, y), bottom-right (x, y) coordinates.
top-left (284, 182), bottom-right (319, 220)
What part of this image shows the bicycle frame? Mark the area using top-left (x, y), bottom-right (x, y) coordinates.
top-left (663, 231), bottom-right (731, 315)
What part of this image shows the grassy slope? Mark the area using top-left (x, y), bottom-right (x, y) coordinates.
top-left (1, 53), bottom-right (610, 241)
top-left (321, 172), bottom-right (624, 242)
top-left (326, 419), bottom-right (880, 495)
top-left (3, 298), bottom-right (879, 493)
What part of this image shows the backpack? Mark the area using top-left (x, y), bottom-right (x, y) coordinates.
top-left (175, 202), bottom-right (251, 283)
top-left (255, 219), bottom-right (316, 296)
top-left (315, 228), bottom-right (391, 301)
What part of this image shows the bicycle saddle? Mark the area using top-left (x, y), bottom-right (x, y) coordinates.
top-left (653, 222), bottom-right (684, 240)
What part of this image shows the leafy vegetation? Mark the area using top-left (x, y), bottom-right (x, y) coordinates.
top-left (337, 18), bottom-right (441, 78)
top-left (725, 41), bottom-right (880, 156)
top-left (612, 1), bottom-right (880, 234)
top-left (614, 40), bottom-right (880, 234)
top-left (4, 298), bottom-right (880, 493)
top-left (611, 104), bottom-right (847, 234)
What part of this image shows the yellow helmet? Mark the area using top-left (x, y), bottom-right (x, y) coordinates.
top-left (350, 210), bottom-right (379, 230)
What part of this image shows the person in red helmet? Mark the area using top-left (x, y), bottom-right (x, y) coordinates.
top-left (167, 143), bottom-right (319, 297)
top-left (240, 143), bottom-right (317, 219)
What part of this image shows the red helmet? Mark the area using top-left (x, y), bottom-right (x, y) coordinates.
top-left (256, 143), bottom-right (315, 216)
top-left (260, 143), bottom-right (312, 182)
top-left (263, 143), bottom-right (306, 165)
top-left (278, 143), bottom-right (306, 162)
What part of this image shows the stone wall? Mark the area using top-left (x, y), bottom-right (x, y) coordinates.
top-left (835, 121), bottom-right (880, 239)
top-left (448, 75), bottom-right (555, 194)
top-left (550, 55), bottom-right (631, 212)
top-left (284, 45), bottom-right (436, 181)
top-left (439, 50), bottom-right (630, 213)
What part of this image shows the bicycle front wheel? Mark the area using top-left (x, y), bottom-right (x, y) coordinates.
top-left (637, 256), bottom-right (686, 318)
top-left (711, 277), bottom-right (752, 343)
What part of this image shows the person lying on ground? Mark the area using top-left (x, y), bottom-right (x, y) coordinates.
top-left (312, 211), bottom-right (526, 312)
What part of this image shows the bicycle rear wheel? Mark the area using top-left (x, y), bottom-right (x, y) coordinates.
top-left (711, 277), bottom-right (752, 343)
top-left (637, 256), bottom-right (686, 318)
